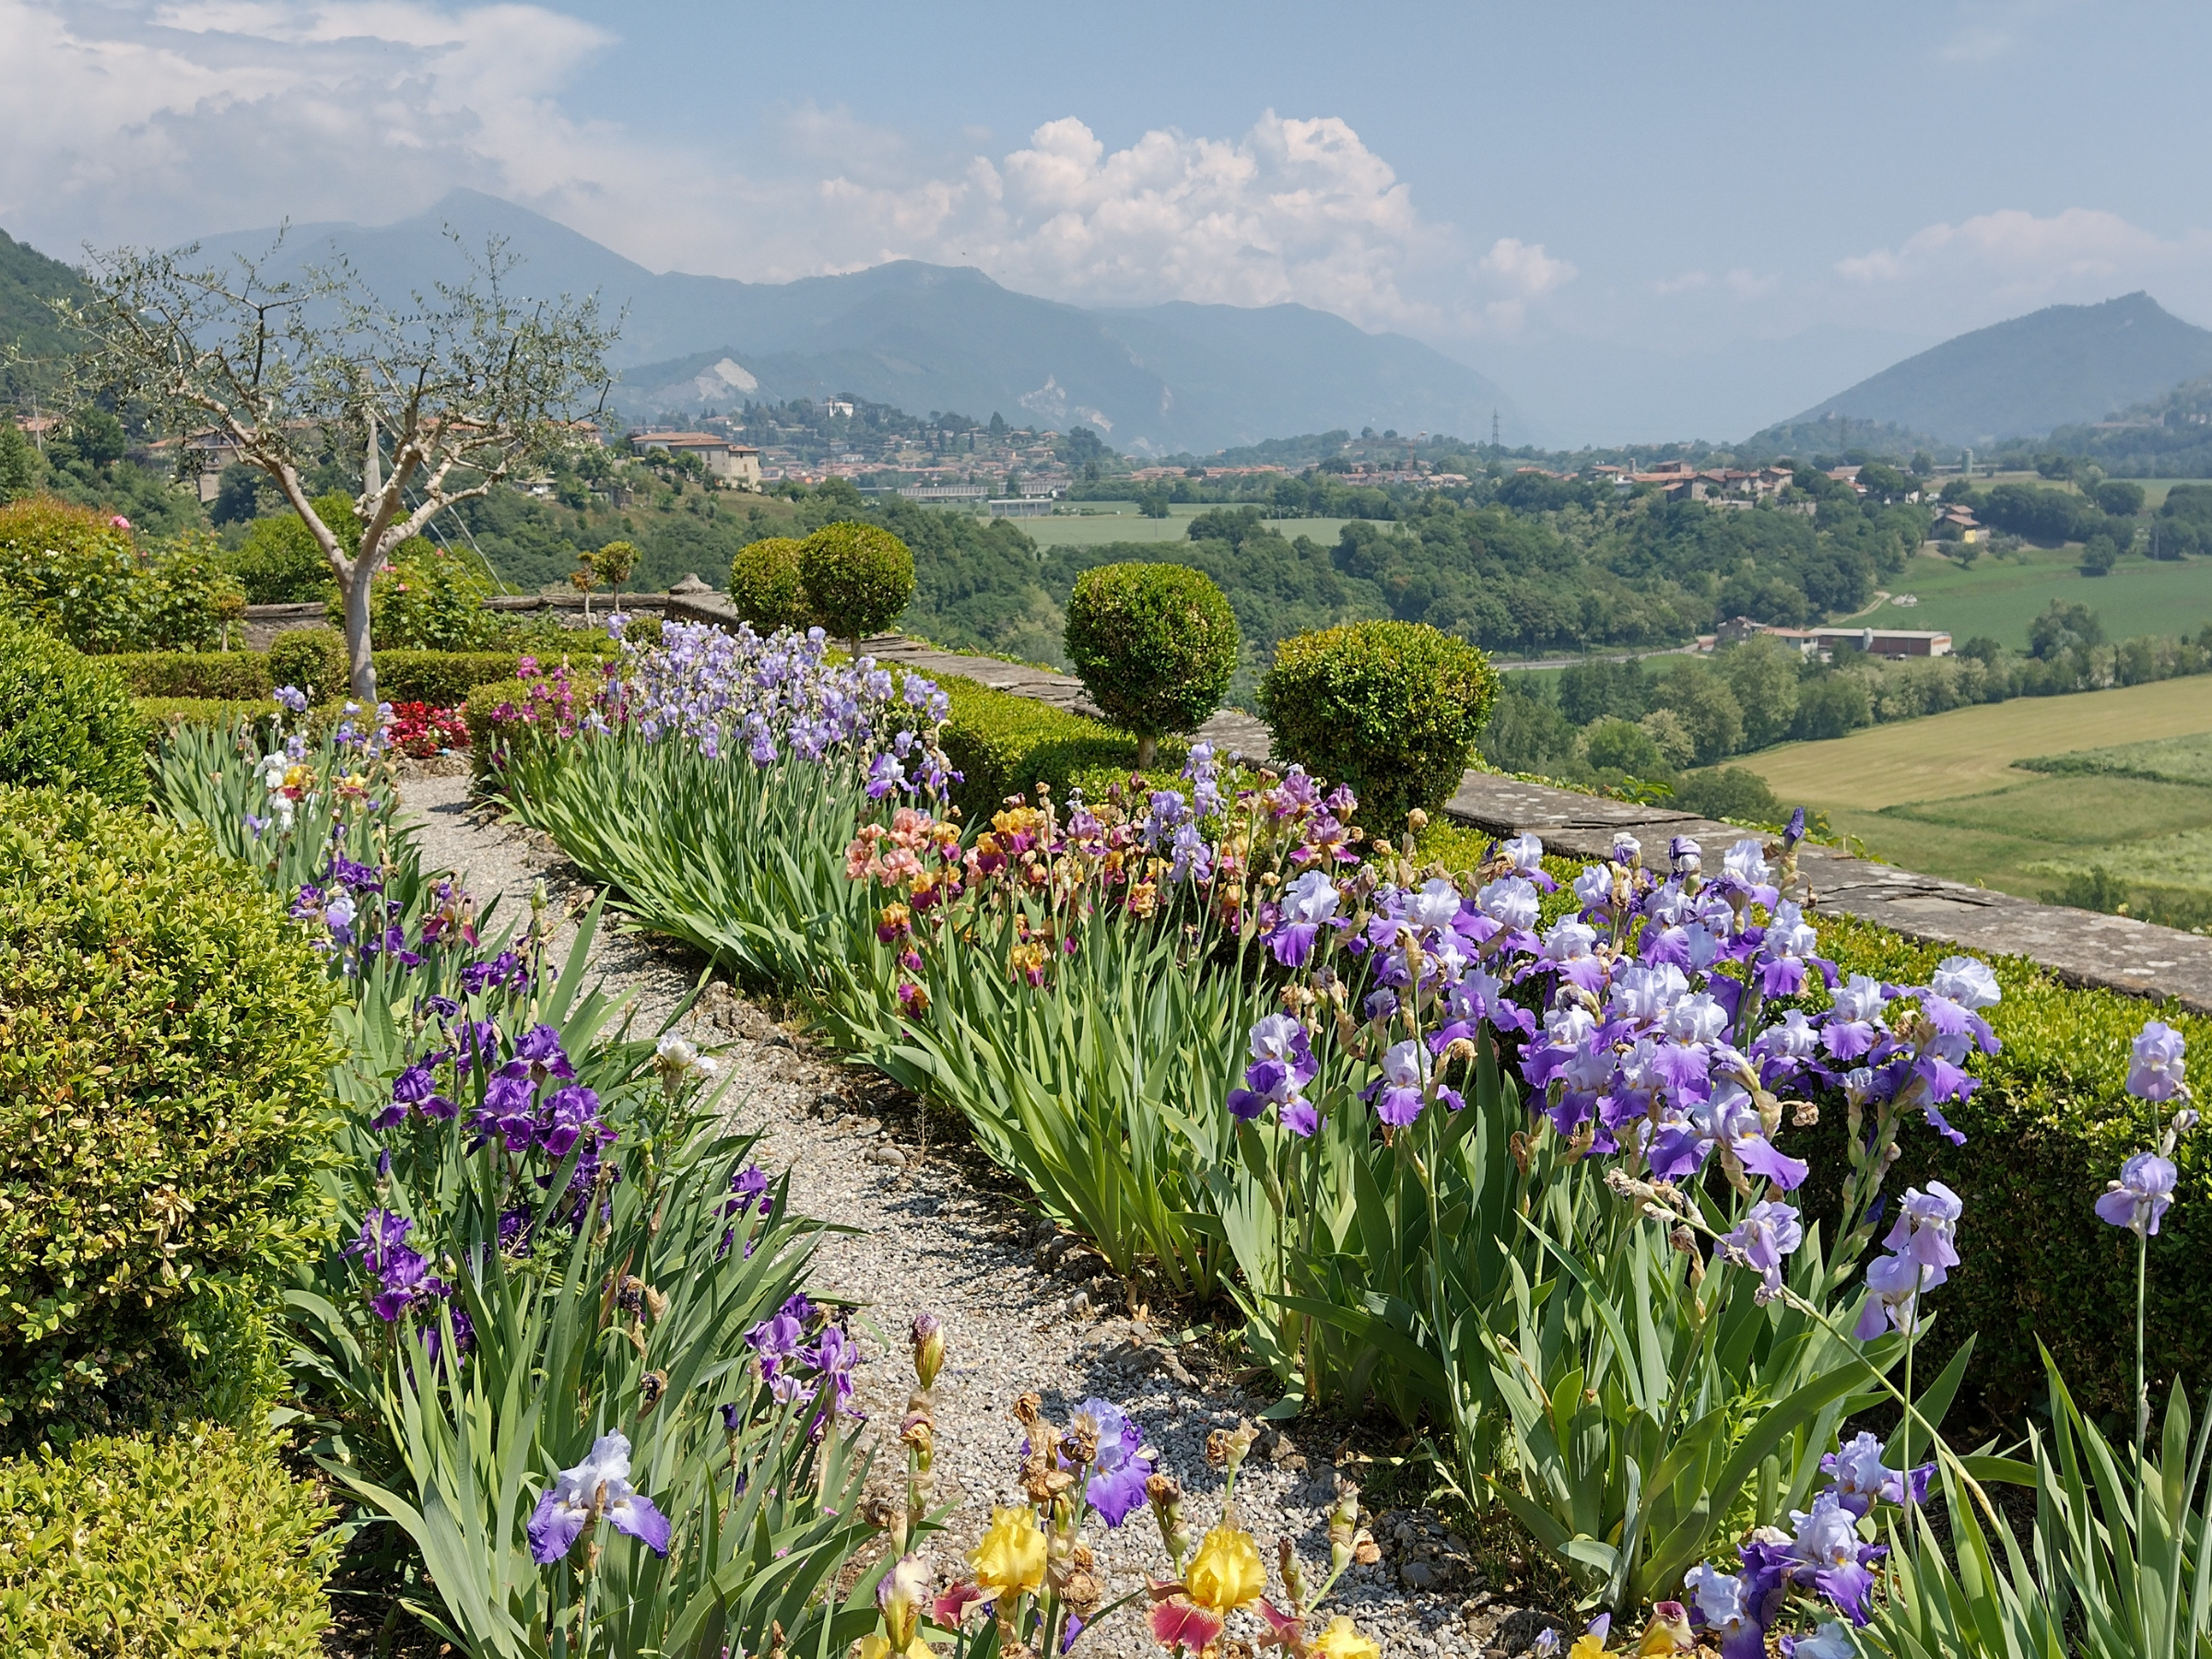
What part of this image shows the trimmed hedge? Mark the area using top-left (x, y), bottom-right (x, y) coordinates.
top-left (937, 673), bottom-right (1192, 820)
top-left (266, 628), bottom-right (347, 705)
top-left (728, 535), bottom-right (812, 632)
top-left (1063, 562), bottom-right (1240, 755)
top-left (1259, 620), bottom-right (1500, 829)
top-left (0, 1422), bottom-right (334, 1653)
top-left (798, 522), bottom-right (915, 645)
top-left (108, 650), bottom-right (275, 700)
top-left (0, 618), bottom-right (148, 806)
top-left (0, 787), bottom-right (338, 1440)
top-left (1801, 912), bottom-right (2212, 1424)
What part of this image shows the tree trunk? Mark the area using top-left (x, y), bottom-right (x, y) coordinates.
top-left (1135, 733), bottom-right (1158, 772)
top-left (341, 562), bottom-right (378, 703)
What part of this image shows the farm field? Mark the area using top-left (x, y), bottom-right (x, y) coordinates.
top-left (1735, 677), bottom-right (2212, 899)
top-left (1013, 502), bottom-right (1353, 547)
top-left (1866, 545), bottom-right (2212, 649)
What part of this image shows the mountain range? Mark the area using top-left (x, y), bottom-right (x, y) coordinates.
top-left (185, 190), bottom-right (1522, 455)
top-left (1771, 291), bottom-right (2212, 448)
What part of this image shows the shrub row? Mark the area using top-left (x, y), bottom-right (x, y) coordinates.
top-left (0, 618), bottom-right (148, 806)
top-left (935, 673), bottom-right (1195, 820)
top-left (0, 786), bottom-right (337, 1441)
top-left (0, 1422), bottom-right (334, 1653)
top-left (111, 639), bottom-right (625, 705)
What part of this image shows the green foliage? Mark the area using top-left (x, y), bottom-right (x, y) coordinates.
top-left (1810, 912), bottom-right (2212, 1419)
top-left (0, 1422), bottom-right (335, 1654)
top-left (0, 496), bottom-right (244, 652)
top-left (374, 649), bottom-right (523, 707)
top-left (2030, 596), bottom-right (2105, 658)
top-left (936, 674), bottom-right (1184, 821)
top-left (0, 618), bottom-right (148, 806)
top-left (1582, 714), bottom-right (1665, 776)
top-left (1259, 620), bottom-right (1499, 825)
top-left (584, 536), bottom-right (638, 594)
top-left (0, 786), bottom-right (337, 1441)
top-left (1646, 658), bottom-right (1747, 764)
top-left (0, 419), bottom-right (35, 505)
top-left (2096, 478), bottom-right (2147, 517)
top-left (1670, 765), bottom-right (1783, 825)
top-left (798, 521), bottom-right (915, 644)
top-left (266, 627), bottom-right (348, 703)
top-left (338, 538), bottom-right (506, 650)
top-left (1063, 561), bottom-right (1239, 747)
top-left (135, 695), bottom-right (294, 734)
top-left (727, 535), bottom-right (812, 631)
top-left (224, 501), bottom-right (341, 604)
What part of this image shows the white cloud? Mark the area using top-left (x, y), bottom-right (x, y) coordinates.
top-left (0, 2), bottom-right (1571, 342)
top-left (1837, 206), bottom-right (2212, 313)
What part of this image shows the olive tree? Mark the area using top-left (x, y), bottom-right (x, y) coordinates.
top-left (64, 234), bottom-right (614, 700)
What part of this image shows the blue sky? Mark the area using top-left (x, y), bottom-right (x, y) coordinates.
top-left (4, 0), bottom-right (2206, 442)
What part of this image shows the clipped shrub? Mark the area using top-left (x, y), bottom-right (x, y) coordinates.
top-left (798, 521), bottom-right (915, 647)
top-left (1063, 561), bottom-right (1240, 767)
top-left (465, 661), bottom-right (608, 783)
top-left (937, 673), bottom-right (1191, 819)
top-left (1258, 620), bottom-right (1499, 828)
top-left (109, 649), bottom-right (274, 700)
top-left (0, 496), bottom-right (244, 652)
top-left (135, 695), bottom-right (291, 734)
top-left (0, 1422), bottom-right (335, 1652)
top-left (729, 535), bottom-right (814, 632)
top-left (1804, 913), bottom-right (2212, 1423)
top-left (0, 787), bottom-right (337, 1439)
top-left (0, 618), bottom-right (147, 806)
top-left (266, 626), bottom-right (347, 703)
top-left (373, 648), bottom-right (521, 707)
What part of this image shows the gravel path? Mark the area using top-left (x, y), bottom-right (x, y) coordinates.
top-left (398, 769), bottom-right (1555, 1659)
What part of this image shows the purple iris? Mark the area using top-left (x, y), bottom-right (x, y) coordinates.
top-left (1721, 1200), bottom-right (1803, 1303)
top-left (2128, 1020), bottom-right (2189, 1102)
top-left (1778, 1490), bottom-right (1888, 1624)
top-left (1820, 1430), bottom-right (1932, 1518)
top-left (2096, 1152), bottom-right (2179, 1239)
top-left (1066, 1397), bottom-right (1152, 1526)
top-left (1268, 869), bottom-right (1341, 967)
top-left (526, 1432), bottom-right (671, 1564)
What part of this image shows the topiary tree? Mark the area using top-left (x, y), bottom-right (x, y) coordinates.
top-left (1062, 561), bottom-right (1239, 769)
top-left (266, 626), bottom-right (348, 705)
top-left (1257, 620), bottom-right (1498, 828)
top-left (587, 537), bottom-right (638, 605)
top-left (728, 535), bottom-right (814, 633)
top-left (0, 618), bottom-right (147, 806)
top-left (0, 786), bottom-right (337, 1440)
top-left (797, 522), bottom-right (915, 653)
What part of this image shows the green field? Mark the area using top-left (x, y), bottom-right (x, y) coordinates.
top-left (1011, 503), bottom-right (1353, 548)
top-left (1869, 544), bottom-right (2212, 650)
top-left (1735, 677), bottom-right (2212, 900)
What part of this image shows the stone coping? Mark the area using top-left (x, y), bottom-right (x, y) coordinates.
top-left (665, 601), bottom-right (2212, 1013)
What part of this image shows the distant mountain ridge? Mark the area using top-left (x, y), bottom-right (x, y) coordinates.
top-left (183, 190), bottom-right (1523, 455)
top-left (1774, 292), bottom-right (2212, 446)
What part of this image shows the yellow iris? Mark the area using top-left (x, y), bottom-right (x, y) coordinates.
top-left (1312, 1617), bottom-right (1382, 1659)
top-left (1183, 1525), bottom-right (1267, 1613)
top-left (1570, 1636), bottom-right (1611, 1659)
top-left (854, 1635), bottom-right (934, 1659)
top-left (968, 1505), bottom-right (1047, 1599)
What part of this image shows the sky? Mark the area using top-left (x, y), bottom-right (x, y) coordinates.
top-left (4, 0), bottom-right (2209, 444)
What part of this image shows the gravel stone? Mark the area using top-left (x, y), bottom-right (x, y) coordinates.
top-left (396, 771), bottom-right (1545, 1656)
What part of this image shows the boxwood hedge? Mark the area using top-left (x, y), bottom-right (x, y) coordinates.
top-left (0, 1422), bottom-right (334, 1653)
top-left (0, 787), bottom-right (338, 1441)
top-left (0, 618), bottom-right (148, 806)
top-left (936, 673), bottom-right (1194, 820)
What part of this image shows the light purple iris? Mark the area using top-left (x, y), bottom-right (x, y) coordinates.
top-left (1722, 1200), bottom-right (1803, 1303)
top-left (2128, 1020), bottom-right (2190, 1102)
top-left (1683, 1560), bottom-right (1773, 1659)
top-left (1854, 1248), bottom-right (1931, 1339)
top-left (1371, 1038), bottom-right (1430, 1127)
top-left (1269, 869), bottom-right (1341, 967)
top-left (2096, 1151), bottom-right (2179, 1239)
top-left (1781, 1626), bottom-right (1858, 1659)
top-left (1820, 1430), bottom-right (1933, 1518)
top-left (1883, 1183), bottom-right (1962, 1278)
top-left (1781, 1490), bottom-right (1887, 1624)
top-left (1476, 875), bottom-right (1539, 932)
top-left (526, 1432), bottom-right (671, 1564)
top-left (1067, 1397), bottom-right (1153, 1526)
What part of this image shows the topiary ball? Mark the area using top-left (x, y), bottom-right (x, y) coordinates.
top-left (0, 618), bottom-right (147, 806)
top-left (1062, 562), bottom-right (1239, 765)
top-left (727, 536), bottom-right (814, 633)
top-left (267, 626), bottom-right (348, 705)
top-left (1258, 620), bottom-right (1499, 829)
top-left (797, 523), bottom-right (915, 647)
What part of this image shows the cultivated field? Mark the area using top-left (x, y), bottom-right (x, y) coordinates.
top-left (1872, 545), bottom-right (2212, 649)
top-left (1737, 677), bottom-right (2212, 898)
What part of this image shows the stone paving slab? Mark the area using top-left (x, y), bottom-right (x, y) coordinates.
top-left (657, 596), bottom-right (2212, 1013)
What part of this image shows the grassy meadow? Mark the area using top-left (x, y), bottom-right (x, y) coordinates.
top-left (1736, 677), bottom-right (2212, 901)
top-left (1869, 544), bottom-right (2212, 650)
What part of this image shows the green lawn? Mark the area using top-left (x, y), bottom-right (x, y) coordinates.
top-left (1735, 677), bottom-right (2212, 900)
top-left (1014, 504), bottom-right (1352, 548)
top-left (1874, 545), bottom-right (2212, 650)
